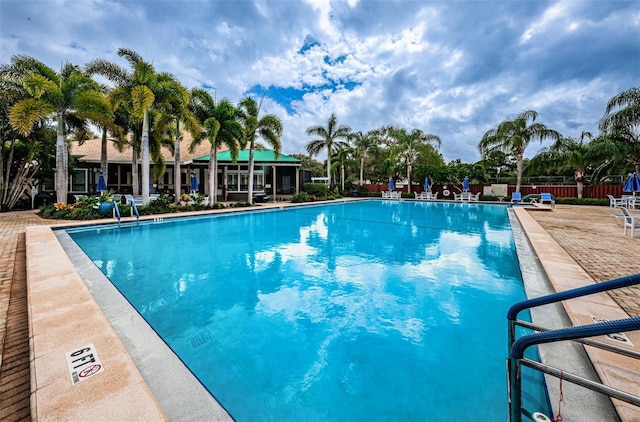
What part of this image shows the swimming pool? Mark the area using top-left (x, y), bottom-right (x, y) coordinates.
top-left (67, 200), bottom-right (547, 421)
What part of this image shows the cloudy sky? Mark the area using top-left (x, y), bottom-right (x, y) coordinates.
top-left (1, 0), bottom-right (639, 162)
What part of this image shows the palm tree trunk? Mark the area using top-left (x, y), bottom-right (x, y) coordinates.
top-left (208, 144), bottom-right (216, 206)
top-left (55, 113), bottom-right (68, 204)
top-left (141, 110), bottom-right (150, 205)
top-left (515, 153), bottom-right (524, 193)
top-left (326, 146), bottom-right (332, 186)
top-left (247, 142), bottom-right (255, 205)
top-left (407, 161), bottom-right (412, 194)
top-left (341, 163), bottom-right (345, 191)
top-left (577, 181), bottom-right (584, 198)
top-left (174, 120), bottom-right (181, 203)
top-left (359, 156), bottom-right (364, 185)
top-left (101, 127), bottom-right (108, 183)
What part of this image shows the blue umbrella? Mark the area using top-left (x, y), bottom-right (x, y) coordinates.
top-left (423, 177), bottom-right (430, 192)
top-left (96, 170), bottom-right (107, 193)
top-left (462, 176), bottom-right (470, 192)
top-left (388, 177), bottom-right (395, 191)
top-left (190, 171), bottom-right (199, 193)
top-left (623, 172), bottom-right (640, 194)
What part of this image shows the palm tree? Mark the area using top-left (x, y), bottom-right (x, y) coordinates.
top-left (87, 48), bottom-right (183, 205)
top-left (600, 88), bottom-right (640, 174)
top-left (479, 110), bottom-right (561, 193)
top-left (306, 113), bottom-right (351, 186)
top-left (2, 55), bottom-right (111, 203)
top-left (153, 82), bottom-right (200, 202)
top-left (238, 96), bottom-right (283, 204)
top-left (331, 146), bottom-right (357, 191)
top-left (528, 131), bottom-right (595, 198)
top-left (391, 128), bottom-right (441, 194)
top-left (350, 131), bottom-right (379, 185)
top-left (188, 88), bottom-right (243, 205)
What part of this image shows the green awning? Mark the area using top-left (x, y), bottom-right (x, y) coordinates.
top-left (194, 149), bottom-right (299, 163)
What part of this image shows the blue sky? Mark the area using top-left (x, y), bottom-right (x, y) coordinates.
top-left (1, 0), bottom-right (639, 162)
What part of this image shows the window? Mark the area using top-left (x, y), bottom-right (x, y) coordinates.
top-left (70, 169), bottom-right (88, 192)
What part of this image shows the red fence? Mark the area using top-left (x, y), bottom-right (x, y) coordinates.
top-left (364, 183), bottom-right (625, 199)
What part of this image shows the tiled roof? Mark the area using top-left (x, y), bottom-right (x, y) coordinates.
top-left (70, 132), bottom-right (217, 165)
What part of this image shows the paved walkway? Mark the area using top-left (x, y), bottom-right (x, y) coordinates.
top-left (0, 204), bottom-right (639, 421)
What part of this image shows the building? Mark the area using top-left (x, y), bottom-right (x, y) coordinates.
top-left (39, 136), bottom-right (302, 203)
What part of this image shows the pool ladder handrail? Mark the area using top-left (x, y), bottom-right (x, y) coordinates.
top-left (507, 273), bottom-right (640, 422)
top-left (111, 200), bottom-right (139, 228)
top-left (111, 200), bottom-right (121, 228)
top-left (129, 200), bottom-right (140, 225)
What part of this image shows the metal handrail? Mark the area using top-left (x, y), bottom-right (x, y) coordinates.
top-left (112, 201), bottom-right (121, 228)
top-left (507, 273), bottom-right (640, 422)
top-left (129, 200), bottom-right (140, 225)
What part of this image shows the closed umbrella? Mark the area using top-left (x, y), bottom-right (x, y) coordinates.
top-left (96, 170), bottom-right (107, 193)
top-left (623, 172), bottom-right (640, 195)
top-left (462, 176), bottom-right (470, 192)
top-left (424, 177), bottom-right (430, 192)
top-left (388, 177), bottom-right (395, 191)
top-left (190, 172), bottom-right (199, 193)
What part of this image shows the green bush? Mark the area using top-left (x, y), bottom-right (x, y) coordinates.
top-left (303, 183), bottom-right (328, 196)
top-left (292, 192), bottom-right (311, 203)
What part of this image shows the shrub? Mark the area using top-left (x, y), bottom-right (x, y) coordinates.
top-left (303, 183), bottom-right (328, 197)
top-left (292, 192), bottom-right (311, 203)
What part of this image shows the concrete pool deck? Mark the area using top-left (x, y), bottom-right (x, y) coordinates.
top-left (1, 201), bottom-right (639, 420)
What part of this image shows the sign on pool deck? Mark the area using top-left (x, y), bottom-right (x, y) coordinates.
top-left (65, 343), bottom-right (104, 385)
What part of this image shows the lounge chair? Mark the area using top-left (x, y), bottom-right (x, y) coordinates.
top-left (511, 192), bottom-right (522, 203)
top-left (621, 207), bottom-right (640, 238)
top-left (540, 193), bottom-right (555, 208)
top-left (390, 191), bottom-right (401, 199)
top-left (382, 191), bottom-right (390, 199)
top-left (608, 195), bottom-right (627, 208)
top-left (469, 192), bottom-right (480, 202)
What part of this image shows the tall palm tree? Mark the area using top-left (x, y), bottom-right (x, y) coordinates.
top-left (87, 48), bottom-right (182, 205)
top-left (391, 128), bottom-right (441, 194)
top-left (350, 131), bottom-right (380, 185)
top-left (600, 88), bottom-right (640, 174)
top-left (2, 55), bottom-right (111, 203)
top-left (188, 88), bottom-right (243, 205)
top-left (238, 96), bottom-right (283, 204)
top-left (306, 113), bottom-right (351, 186)
top-left (479, 110), bottom-right (561, 193)
top-left (153, 82), bottom-right (200, 202)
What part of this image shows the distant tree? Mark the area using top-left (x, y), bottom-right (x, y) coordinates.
top-left (528, 131), bottom-right (596, 198)
top-left (290, 153), bottom-right (324, 176)
top-left (390, 128), bottom-right (441, 193)
top-left (238, 96), bottom-right (283, 204)
top-left (306, 113), bottom-right (351, 186)
top-left (600, 88), bottom-right (640, 174)
top-left (350, 131), bottom-right (380, 185)
top-left (2, 55), bottom-right (112, 203)
top-left (479, 110), bottom-right (561, 193)
top-left (188, 89), bottom-right (242, 205)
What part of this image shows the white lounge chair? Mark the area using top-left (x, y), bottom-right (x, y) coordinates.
top-left (390, 191), bottom-right (401, 199)
top-left (621, 207), bottom-right (640, 238)
top-left (469, 192), bottom-right (480, 202)
top-left (608, 195), bottom-right (627, 208)
top-left (381, 191), bottom-right (390, 199)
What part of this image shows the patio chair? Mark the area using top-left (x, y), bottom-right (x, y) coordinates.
top-left (469, 192), bottom-right (480, 202)
top-left (540, 193), bottom-right (555, 208)
top-left (621, 207), bottom-right (640, 238)
top-left (607, 195), bottom-right (627, 208)
top-left (511, 192), bottom-right (522, 203)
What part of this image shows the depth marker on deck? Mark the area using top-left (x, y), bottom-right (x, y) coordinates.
top-left (65, 343), bottom-right (104, 385)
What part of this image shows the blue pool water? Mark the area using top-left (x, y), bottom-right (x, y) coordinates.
top-left (67, 200), bottom-right (546, 421)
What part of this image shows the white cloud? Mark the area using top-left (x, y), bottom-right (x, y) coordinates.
top-left (1, 0), bottom-right (638, 162)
